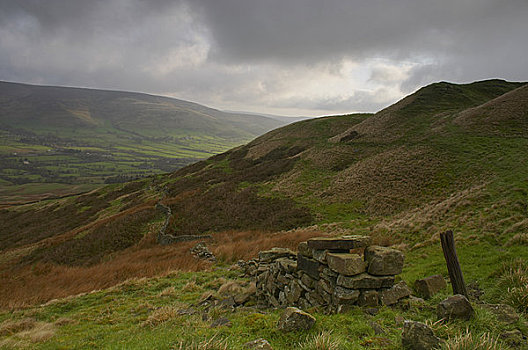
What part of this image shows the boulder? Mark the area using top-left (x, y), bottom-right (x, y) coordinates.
top-left (337, 273), bottom-right (394, 289)
top-left (414, 275), bottom-right (447, 299)
top-left (327, 253), bottom-right (366, 276)
top-left (259, 248), bottom-right (296, 263)
top-left (297, 254), bottom-right (320, 280)
top-left (437, 295), bottom-right (474, 320)
top-left (402, 320), bottom-right (443, 350)
top-left (307, 235), bottom-right (371, 250)
top-left (244, 338), bottom-right (273, 350)
top-left (277, 307), bottom-right (316, 332)
top-left (380, 281), bottom-right (412, 306)
top-left (364, 246), bottom-right (404, 276)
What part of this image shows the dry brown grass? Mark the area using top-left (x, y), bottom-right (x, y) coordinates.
top-left (1, 228), bottom-right (323, 310)
top-left (141, 306), bottom-right (177, 327)
top-left (210, 229), bottom-right (324, 262)
top-left (0, 318), bottom-right (36, 336)
top-left (0, 238), bottom-right (210, 310)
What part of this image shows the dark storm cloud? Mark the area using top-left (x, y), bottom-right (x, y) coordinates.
top-left (0, 0), bottom-right (527, 116)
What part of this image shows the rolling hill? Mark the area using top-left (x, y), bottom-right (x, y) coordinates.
top-left (0, 81), bottom-right (285, 203)
top-left (1, 78), bottom-right (527, 310)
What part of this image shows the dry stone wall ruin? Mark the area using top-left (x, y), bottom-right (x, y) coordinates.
top-left (246, 236), bottom-right (411, 312)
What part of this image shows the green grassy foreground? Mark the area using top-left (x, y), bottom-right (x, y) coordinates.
top-left (1, 239), bottom-right (527, 349)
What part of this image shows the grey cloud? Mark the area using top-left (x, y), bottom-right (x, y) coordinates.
top-left (0, 0), bottom-right (527, 116)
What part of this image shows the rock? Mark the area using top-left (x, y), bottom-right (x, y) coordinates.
top-left (297, 254), bottom-right (320, 280)
top-left (305, 291), bottom-right (325, 307)
top-left (402, 320), bottom-right (443, 350)
top-left (380, 281), bottom-right (412, 306)
top-left (286, 280), bottom-right (302, 304)
top-left (364, 307), bottom-right (379, 316)
top-left (277, 307), bottom-right (316, 332)
top-left (316, 278), bottom-right (334, 295)
top-left (210, 317), bottom-right (231, 328)
top-left (234, 282), bottom-right (257, 305)
top-left (176, 308), bottom-right (196, 315)
top-left (337, 273), bottom-right (394, 289)
top-left (297, 241), bottom-right (313, 258)
top-left (259, 248), bottom-right (296, 263)
top-left (414, 275), bottom-right (447, 299)
top-left (276, 258), bottom-right (297, 274)
top-left (191, 242), bottom-right (216, 262)
top-left (437, 295), bottom-right (474, 320)
top-left (482, 303), bottom-right (519, 324)
top-left (358, 290), bottom-right (379, 307)
top-left (307, 235), bottom-right (371, 250)
top-left (312, 249), bottom-right (328, 263)
top-left (333, 286), bottom-right (360, 305)
top-left (244, 338), bottom-right (273, 350)
top-left (327, 253), bottom-right (366, 276)
top-left (364, 246), bottom-right (404, 276)
top-left (370, 320), bottom-right (385, 335)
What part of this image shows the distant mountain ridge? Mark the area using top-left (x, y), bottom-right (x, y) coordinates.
top-left (0, 81), bottom-right (283, 138)
top-left (0, 81), bottom-right (285, 202)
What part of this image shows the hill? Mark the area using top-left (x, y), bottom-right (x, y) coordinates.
top-left (1, 78), bottom-right (528, 311)
top-left (0, 81), bottom-right (284, 203)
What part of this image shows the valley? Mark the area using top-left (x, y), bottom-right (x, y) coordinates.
top-left (1, 79), bottom-right (528, 349)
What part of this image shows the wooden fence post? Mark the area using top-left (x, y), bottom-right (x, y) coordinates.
top-left (440, 230), bottom-right (469, 298)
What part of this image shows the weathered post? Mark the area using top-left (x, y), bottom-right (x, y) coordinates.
top-left (440, 230), bottom-right (469, 298)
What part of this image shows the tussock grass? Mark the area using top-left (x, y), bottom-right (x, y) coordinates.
top-left (175, 334), bottom-right (229, 350)
top-left (491, 258), bottom-right (528, 313)
top-left (443, 331), bottom-right (507, 350)
top-left (299, 331), bottom-right (342, 350)
top-left (141, 306), bottom-right (177, 327)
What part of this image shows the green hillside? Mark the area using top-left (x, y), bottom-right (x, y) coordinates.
top-left (1, 79), bottom-right (528, 348)
top-left (0, 81), bottom-right (284, 203)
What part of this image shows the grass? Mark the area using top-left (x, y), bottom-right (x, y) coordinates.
top-left (0, 252), bottom-right (525, 349)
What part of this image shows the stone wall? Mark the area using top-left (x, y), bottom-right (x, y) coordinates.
top-left (249, 236), bottom-right (411, 313)
top-left (156, 203), bottom-right (212, 245)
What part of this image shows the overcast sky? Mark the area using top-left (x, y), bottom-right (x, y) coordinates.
top-left (1, 0), bottom-right (527, 117)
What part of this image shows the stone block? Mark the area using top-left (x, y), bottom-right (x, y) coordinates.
top-left (333, 286), bottom-right (360, 304)
top-left (327, 253), bottom-right (366, 276)
top-left (437, 295), bottom-right (474, 321)
top-left (337, 273), bottom-right (394, 289)
top-left (259, 248), bottom-right (296, 263)
top-left (297, 253), bottom-right (320, 280)
top-left (300, 273), bottom-right (316, 290)
top-left (317, 278), bottom-right (334, 295)
top-left (402, 321), bottom-right (443, 350)
top-left (297, 241), bottom-right (312, 258)
top-left (358, 290), bottom-right (379, 307)
top-left (380, 281), bottom-right (412, 306)
top-left (414, 275), bottom-right (447, 299)
top-left (286, 280), bottom-right (302, 304)
top-left (364, 246), bottom-right (404, 276)
top-left (277, 307), bottom-right (316, 332)
top-left (307, 235), bottom-right (371, 250)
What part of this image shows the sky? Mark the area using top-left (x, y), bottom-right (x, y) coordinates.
top-left (1, 0), bottom-right (527, 117)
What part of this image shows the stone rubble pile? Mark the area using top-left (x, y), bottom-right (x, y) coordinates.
top-left (252, 236), bottom-right (411, 312)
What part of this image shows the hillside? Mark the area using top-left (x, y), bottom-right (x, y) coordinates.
top-left (1, 78), bottom-right (528, 322)
top-left (0, 81), bottom-right (284, 203)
